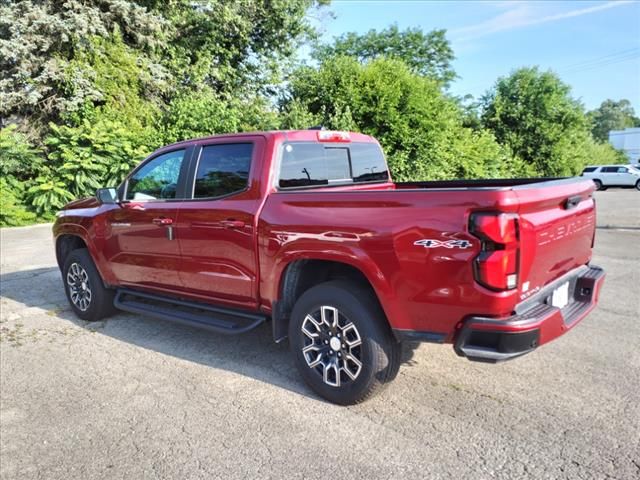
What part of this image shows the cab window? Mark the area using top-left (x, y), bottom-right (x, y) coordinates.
top-left (126, 150), bottom-right (185, 200)
top-left (193, 143), bottom-right (253, 198)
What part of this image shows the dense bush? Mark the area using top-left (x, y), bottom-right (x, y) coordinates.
top-left (0, 126), bottom-right (42, 225)
top-left (29, 118), bottom-right (154, 214)
top-left (0, 177), bottom-right (37, 227)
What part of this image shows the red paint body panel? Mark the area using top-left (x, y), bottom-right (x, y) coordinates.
top-left (258, 188), bottom-right (517, 335)
top-left (53, 130), bottom-right (603, 353)
top-left (104, 201), bottom-right (183, 290)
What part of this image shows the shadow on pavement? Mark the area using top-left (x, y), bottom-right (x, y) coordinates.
top-left (1, 267), bottom-right (419, 403)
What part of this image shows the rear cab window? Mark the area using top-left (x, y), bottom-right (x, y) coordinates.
top-left (278, 142), bottom-right (389, 189)
top-left (582, 167), bottom-right (598, 173)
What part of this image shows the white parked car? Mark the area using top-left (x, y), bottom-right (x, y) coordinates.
top-left (581, 165), bottom-right (640, 191)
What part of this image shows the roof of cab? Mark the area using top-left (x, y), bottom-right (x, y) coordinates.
top-left (155, 130), bottom-right (378, 153)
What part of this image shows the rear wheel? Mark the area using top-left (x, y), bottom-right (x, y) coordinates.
top-left (636, 179), bottom-right (640, 191)
top-left (63, 248), bottom-right (116, 321)
top-left (593, 179), bottom-right (603, 190)
top-left (288, 280), bottom-right (400, 405)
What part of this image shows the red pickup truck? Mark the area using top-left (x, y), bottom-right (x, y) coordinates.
top-left (53, 129), bottom-right (605, 404)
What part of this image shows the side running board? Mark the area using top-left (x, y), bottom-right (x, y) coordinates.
top-left (114, 288), bottom-right (266, 335)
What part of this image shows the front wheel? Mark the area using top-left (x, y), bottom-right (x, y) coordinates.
top-left (63, 248), bottom-right (116, 321)
top-left (288, 280), bottom-right (400, 405)
top-left (636, 179), bottom-right (640, 191)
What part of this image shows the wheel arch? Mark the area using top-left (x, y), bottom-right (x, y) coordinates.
top-left (270, 257), bottom-right (394, 343)
top-left (55, 234), bottom-right (88, 271)
top-left (53, 223), bottom-right (115, 287)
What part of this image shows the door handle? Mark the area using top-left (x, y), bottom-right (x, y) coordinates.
top-left (152, 217), bottom-right (173, 226)
top-left (220, 219), bottom-right (245, 229)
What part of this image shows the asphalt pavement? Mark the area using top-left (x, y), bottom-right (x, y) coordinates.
top-left (1, 189), bottom-right (639, 479)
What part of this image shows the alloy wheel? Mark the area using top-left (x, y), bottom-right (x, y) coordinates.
top-left (301, 305), bottom-right (363, 387)
top-left (66, 262), bottom-right (92, 311)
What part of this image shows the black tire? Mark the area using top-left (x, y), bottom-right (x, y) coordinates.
top-left (62, 248), bottom-right (116, 321)
top-left (593, 179), bottom-right (603, 191)
top-left (288, 280), bottom-right (400, 405)
top-left (636, 179), bottom-right (640, 191)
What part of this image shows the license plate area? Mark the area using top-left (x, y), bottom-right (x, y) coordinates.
top-left (550, 282), bottom-right (570, 309)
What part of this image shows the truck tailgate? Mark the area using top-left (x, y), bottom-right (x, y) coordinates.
top-left (514, 178), bottom-right (596, 301)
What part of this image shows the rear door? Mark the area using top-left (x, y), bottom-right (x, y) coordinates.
top-left (103, 147), bottom-right (191, 291)
top-left (600, 166), bottom-right (619, 186)
top-left (174, 137), bottom-right (265, 309)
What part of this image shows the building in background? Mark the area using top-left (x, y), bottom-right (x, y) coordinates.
top-left (608, 128), bottom-right (640, 164)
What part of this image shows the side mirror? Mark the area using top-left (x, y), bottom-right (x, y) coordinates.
top-left (96, 187), bottom-right (120, 205)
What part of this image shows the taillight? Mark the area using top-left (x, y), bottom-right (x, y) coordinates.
top-left (317, 130), bottom-right (351, 142)
top-left (469, 212), bottom-right (520, 291)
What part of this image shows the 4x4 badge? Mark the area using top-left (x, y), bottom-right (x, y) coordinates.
top-left (414, 239), bottom-right (472, 249)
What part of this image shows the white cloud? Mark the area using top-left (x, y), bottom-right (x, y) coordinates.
top-left (451, 1), bottom-right (634, 42)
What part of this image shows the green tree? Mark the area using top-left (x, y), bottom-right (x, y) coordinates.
top-left (312, 25), bottom-right (455, 85)
top-left (456, 94), bottom-right (482, 130)
top-left (161, 89), bottom-right (279, 144)
top-left (0, 0), bottom-right (327, 221)
top-left (581, 138), bottom-right (628, 166)
top-left (282, 57), bottom-right (523, 181)
top-left (0, 0), bottom-right (166, 135)
top-left (139, 0), bottom-right (328, 97)
top-left (1, 0), bottom-right (327, 137)
top-left (481, 67), bottom-right (594, 177)
top-left (588, 99), bottom-right (639, 142)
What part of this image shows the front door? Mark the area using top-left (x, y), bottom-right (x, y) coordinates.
top-left (174, 138), bottom-right (264, 309)
top-left (103, 148), bottom-right (190, 292)
top-left (617, 166), bottom-right (636, 186)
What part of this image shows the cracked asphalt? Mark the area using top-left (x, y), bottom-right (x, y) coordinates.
top-left (1, 189), bottom-right (639, 479)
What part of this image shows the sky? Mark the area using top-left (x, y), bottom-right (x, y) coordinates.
top-left (311, 0), bottom-right (640, 112)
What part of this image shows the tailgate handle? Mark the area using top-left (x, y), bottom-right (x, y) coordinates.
top-left (564, 195), bottom-right (582, 210)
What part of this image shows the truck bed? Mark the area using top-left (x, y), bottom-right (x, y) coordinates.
top-left (259, 176), bottom-right (597, 338)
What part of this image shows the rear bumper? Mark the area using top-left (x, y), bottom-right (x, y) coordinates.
top-left (453, 264), bottom-right (605, 362)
